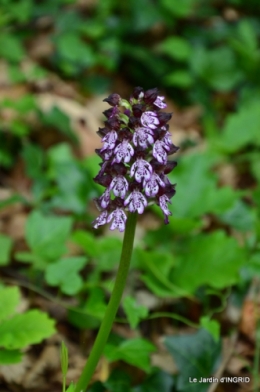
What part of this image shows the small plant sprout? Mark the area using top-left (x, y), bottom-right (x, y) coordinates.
top-left (74, 87), bottom-right (178, 392)
top-left (60, 341), bottom-right (69, 392)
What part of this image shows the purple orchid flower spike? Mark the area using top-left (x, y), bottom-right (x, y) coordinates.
top-left (92, 87), bottom-right (179, 231)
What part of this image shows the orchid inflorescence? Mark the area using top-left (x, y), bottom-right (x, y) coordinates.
top-left (92, 87), bottom-right (179, 232)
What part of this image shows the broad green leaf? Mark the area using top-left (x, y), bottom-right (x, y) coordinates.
top-left (71, 231), bottom-right (99, 258)
top-left (0, 33), bottom-right (25, 62)
top-left (104, 338), bottom-right (156, 373)
top-left (137, 249), bottom-right (188, 297)
top-left (41, 108), bottom-right (77, 142)
top-left (66, 383), bottom-right (75, 392)
top-left (54, 33), bottom-right (95, 67)
top-left (168, 152), bottom-right (239, 219)
top-left (158, 37), bottom-right (191, 60)
top-left (200, 317), bottom-right (220, 342)
top-left (161, 0), bottom-right (197, 17)
top-left (172, 231), bottom-right (246, 293)
top-left (123, 296), bottom-right (148, 329)
top-left (164, 329), bottom-right (221, 391)
top-left (26, 210), bottom-right (73, 261)
top-left (0, 349), bottom-right (23, 364)
top-left (22, 143), bottom-right (44, 180)
top-left (164, 70), bottom-right (193, 88)
top-left (0, 286), bottom-right (20, 322)
top-left (104, 369), bottom-right (131, 392)
top-left (0, 310), bottom-right (55, 349)
top-left (219, 200), bottom-right (257, 231)
top-left (45, 256), bottom-right (87, 295)
top-left (0, 234), bottom-right (13, 266)
top-left (221, 101), bottom-right (260, 152)
top-left (133, 370), bottom-right (174, 392)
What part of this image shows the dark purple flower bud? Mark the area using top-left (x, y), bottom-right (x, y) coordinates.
top-left (103, 93), bottom-right (121, 106)
top-left (157, 112), bottom-right (172, 125)
top-left (93, 173), bottom-right (112, 187)
top-left (132, 86), bottom-right (144, 99)
top-left (105, 117), bottom-right (120, 130)
top-left (103, 107), bottom-right (119, 119)
top-left (144, 88), bottom-right (159, 104)
top-left (164, 160), bottom-right (177, 174)
top-left (132, 104), bottom-right (144, 118)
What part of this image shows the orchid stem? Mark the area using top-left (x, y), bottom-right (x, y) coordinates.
top-left (74, 212), bottom-right (137, 392)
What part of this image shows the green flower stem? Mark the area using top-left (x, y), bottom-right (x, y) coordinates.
top-left (74, 212), bottom-right (138, 392)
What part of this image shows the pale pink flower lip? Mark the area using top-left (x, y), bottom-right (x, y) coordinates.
top-left (92, 87), bottom-right (178, 231)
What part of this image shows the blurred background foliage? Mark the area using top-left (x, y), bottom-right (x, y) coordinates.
top-left (1, 0), bottom-right (260, 391)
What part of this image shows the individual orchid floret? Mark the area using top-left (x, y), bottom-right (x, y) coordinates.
top-left (107, 208), bottom-right (127, 232)
top-left (130, 158), bottom-right (152, 183)
top-left (141, 111), bottom-right (160, 129)
top-left (153, 140), bottom-right (168, 164)
top-left (100, 130), bottom-right (118, 151)
top-left (154, 96), bottom-right (167, 109)
top-left (159, 194), bottom-right (172, 224)
top-left (92, 211), bottom-right (108, 229)
top-left (144, 172), bottom-right (165, 197)
top-left (109, 175), bottom-right (128, 198)
top-left (112, 140), bottom-right (134, 164)
top-left (124, 190), bottom-right (147, 214)
top-left (133, 127), bottom-right (154, 149)
top-left (100, 188), bottom-right (111, 208)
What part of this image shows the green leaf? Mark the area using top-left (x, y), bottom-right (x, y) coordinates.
top-left (0, 310), bottom-right (55, 349)
top-left (54, 33), bottom-right (95, 67)
top-left (221, 101), bottom-right (260, 152)
top-left (164, 70), bottom-right (193, 88)
top-left (200, 317), bottom-right (220, 342)
top-left (137, 249), bottom-right (188, 297)
top-left (219, 200), bottom-right (257, 231)
top-left (104, 369), bottom-right (131, 392)
top-left (133, 370), bottom-right (174, 392)
top-left (66, 383), bottom-right (75, 392)
top-left (71, 231), bottom-right (99, 258)
top-left (0, 286), bottom-right (20, 322)
top-left (41, 107), bottom-right (77, 142)
top-left (123, 296), bottom-right (148, 329)
top-left (164, 329), bottom-right (221, 391)
top-left (0, 33), bottom-right (25, 62)
top-left (158, 37), bottom-right (191, 60)
top-left (22, 143), bottom-right (44, 180)
top-left (172, 231), bottom-right (246, 294)
top-left (104, 338), bottom-right (156, 373)
top-left (161, 0), bottom-right (197, 17)
top-left (191, 46), bottom-right (242, 91)
top-left (25, 210), bottom-right (73, 261)
top-left (168, 152), bottom-right (239, 219)
top-left (0, 234), bottom-right (13, 266)
top-left (0, 349), bottom-right (23, 364)
top-left (45, 256), bottom-right (87, 295)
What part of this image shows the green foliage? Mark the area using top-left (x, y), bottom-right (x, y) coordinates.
top-left (164, 329), bottom-right (221, 391)
top-left (17, 210), bottom-right (73, 265)
top-left (0, 286), bottom-right (55, 364)
top-left (0, 234), bottom-right (13, 266)
top-left (104, 338), bottom-right (156, 373)
top-left (172, 231), bottom-right (246, 294)
top-left (122, 295), bottom-right (149, 329)
top-left (45, 256), bottom-right (88, 295)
